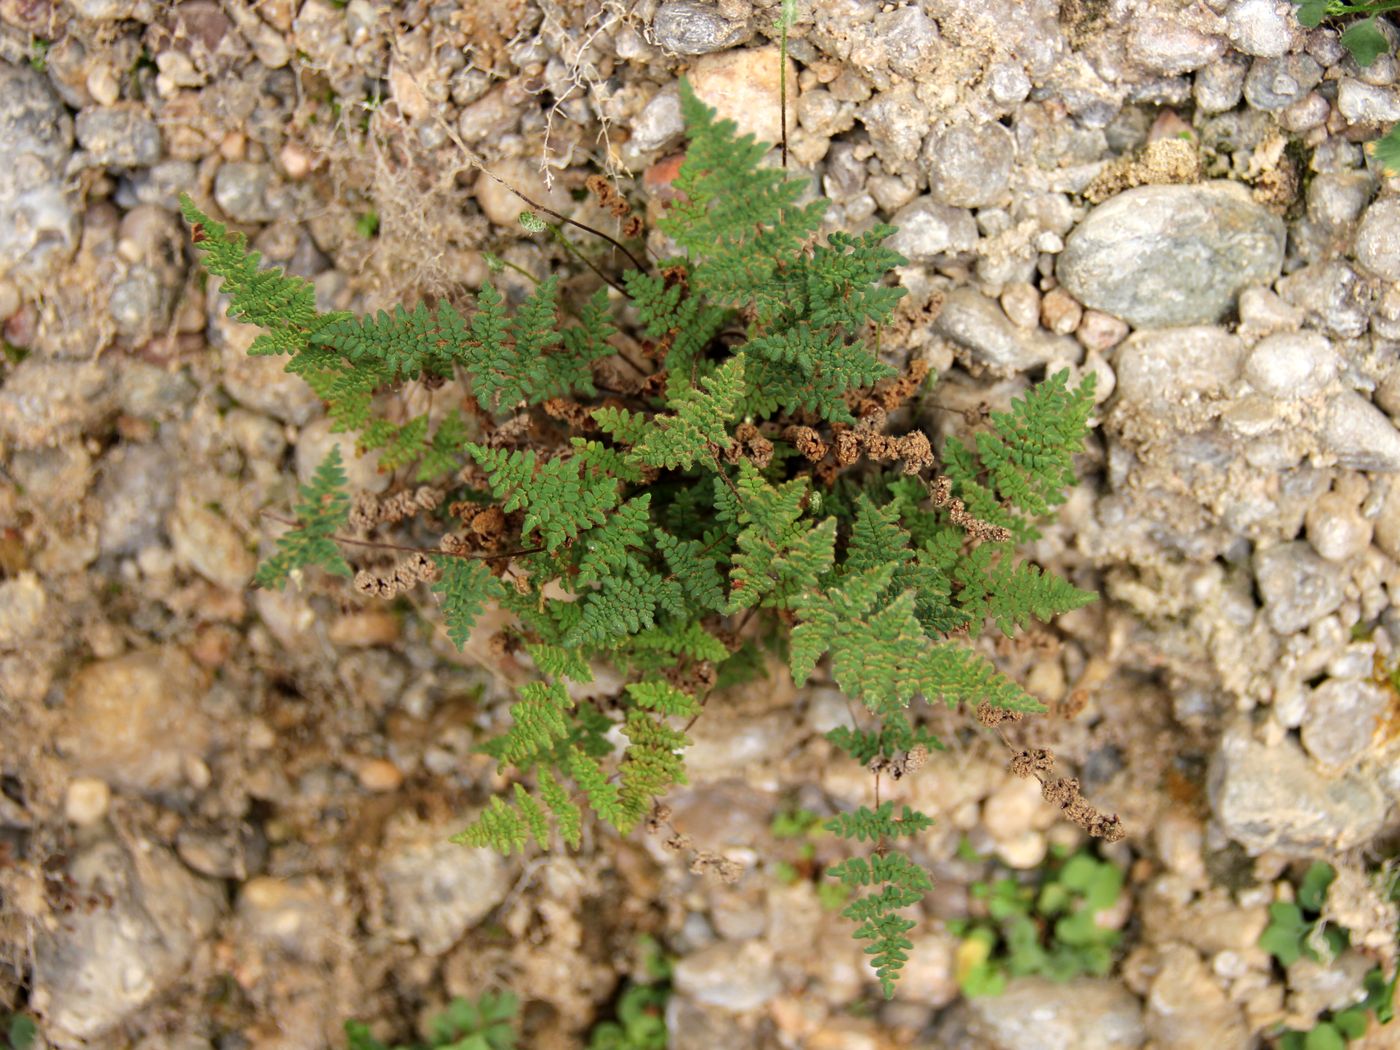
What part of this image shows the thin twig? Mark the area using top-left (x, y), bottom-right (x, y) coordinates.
top-left (476, 167), bottom-right (647, 272)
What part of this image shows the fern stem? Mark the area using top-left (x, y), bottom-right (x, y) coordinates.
top-left (546, 222), bottom-right (628, 296)
top-left (477, 168), bottom-right (647, 272)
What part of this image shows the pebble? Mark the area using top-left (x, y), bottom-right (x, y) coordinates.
top-left (886, 197), bottom-right (978, 264)
top-left (1254, 541), bottom-right (1345, 634)
top-left (1076, 309), bottom-right (1130, 352)
top-left (1113, 326), bottom-right (1244, 413)
top-left (1040, 288), bottom-right (1084, 335)
top-left (0, 64), bottom-right (79, 281)
top-left (1337, 78), bottom-right (1400, 124)
top-left (1129, 18), bottom-right (1226, 75)
top-left (923, 123), bottom-right (1015, 208)
top-left (31, 838), bottom-right (223, 1044)
top-left (355, 758), bottom-right (404, 792)
top-left (934, 287), bottom-right (1075, 374)
top-left (170, 492), bottom-right (257, 592)
top-left (64, 777), bottom-right (111, 826)
top-left (652, 0), bottom-right (751, 55)
top-left (1194, 54), bottom-right (1249, 113)
top-left (630, 84), bottom-right (685, 154)
top-left (1145, 944), bottom-right (1251, 1050)
top-left (689, 46), bottom-right (796, 147)
top-left (673, 941), bottom-right (782, 1012)
top-left (1000, 282), bottom-right (1041, 329)
top-left (0, 571), bottom-right (47, 648)
top-left (1275, 262), bottom-right (1371, 340)
top-left (1321, 390), bottom-right (1400, 471)
top-left (61, 648), bottom-right (212, 794)
top-left (1057, 183), bottom-right (1285, 328)
top-left (1306, 171), bottom-right (1375, 234)
top-left (1300, 678), bottom-right (1388, 771)
top-left (1354, 197), bottom-right (1400, 281)
top-left (1242, 54), bottom-right (1323, 111)
top-left (1286, 952), bottom-right (1375, 1022)
top-left (1242, 331), bottom-right (1337, 399)
top-left (237, 876), bottom-right (338, 963)
top-left (963, 976), bottom-right (1146, 1050)
top-left (880, 4), bottom-right (941, 79)
top-left (75, 104), bottom-right (163, 168)
top-left (1304, 490), bottom-right (1373, 562)
top-left (1209, 729), bottom-right (1388, 853)
top-left (213, 162), bottom-right (281, 224)
top-left (379, 818), bottom-right (509, 955)
top-left (861, 86), bottom-right (929, 173)
top-left (1225, 0), bottom-right (1295, 57)
top-left (0, 358), bottom-right (113, 449)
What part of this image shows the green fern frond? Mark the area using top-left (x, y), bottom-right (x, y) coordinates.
top-left (654, 528), bottom-right (728, 613)
top-left (434, 557), bottom-right (505, 650)
top-left (625, 680), bottom-right (700, 717)
top-left (724, 464), bottom-right (835, 611)
top-left (526, 643), bottom-right (594, 682)
top-left (493, 679), bottom-right (576, 768)
top-left (946, 369), bottom-right (1096, 541)
top-left (467, 443), bottom-right (621, 552)
top-left (986, 558), bottom-right (1098, 636)
top-left (417, 411), bottom-right (472, 482)
top-left (630, 356), bottom-right (746, 470)
top-left (824, 802), bottom-right (935, 843)
top-left (827, 851), bottom-right (933, 998)
top-left (577, 495), bottom-right (652, 586)
top-left (180, 194), bottom-right (348, 357)
top-left (255, 447), bottom-right (352, 588)
top-left (664, 81), bottom-right (826, 305)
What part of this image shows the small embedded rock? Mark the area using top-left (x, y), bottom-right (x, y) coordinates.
top-left (61, 648), bottom-right (212, 794)
top-left (1355, 197), bottom-right (1400, 281)
top-left (1254, 541), bottom-right (1344, 634)
top-left (1301, 679), bottom-right (1387, 771)
top-left (1321, 390), bottom-right (1400, 471)
top-left (652, 0), bottom-right (750, 55)
top-left (1226, 0), bottom-right (1295, 57)
top-left (1242, 331), bottom-right (1337, 399)
top-left (689, 46), bottom-right (795, 147)
top-left (1242, 54), bottom-right (1322, 111)
top-left (886, 198), bottom-right (978, 264)
top-left (1210, 729), bottom-right (1387, 853)
top-left (923, 122), bottom-right (1015, 208)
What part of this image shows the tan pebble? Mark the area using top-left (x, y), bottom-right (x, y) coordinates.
top-left (1000, 281), bottom-right (1041, 328)
top-left (1041, 287), bottom-right (1084, 335)
top-left (220, 131), bottom-right (246, 162)
top-left (0, 279), bottom-right (19, 323)
top-left (358, 759), bottom-right (404, 793)
top-left (329, 610), bottom-right (401, 647)
top-left (86, 66), bottom-right (121, 107)
top-left (65, 778), bottom-right (111, 826)
top-left (279, 142), bottom-right (312, 181)
top-left (1076, 308), bottom-right (1129, 352)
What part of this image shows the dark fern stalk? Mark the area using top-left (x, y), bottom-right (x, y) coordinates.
top-left (181, 78), bottom-right (1102, 998)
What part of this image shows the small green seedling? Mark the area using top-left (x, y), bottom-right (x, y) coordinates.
top-left (1, 1014), bottom-right (37, 1050)
top-left (1263, 862), bottom-right (1398, 1048)
top-left (346, 991), bottom-right (518, 1050)
top-left (950, 848), bottom-right (1125, 997)
top-left (588, 937), bottom-right (672, 1050)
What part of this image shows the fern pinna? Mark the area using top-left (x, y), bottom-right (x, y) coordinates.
top-left (181, 79), bottom-right (1106, 998)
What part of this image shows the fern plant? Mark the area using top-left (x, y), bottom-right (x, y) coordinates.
top-left (181, 78), bottom-right (1107, 998)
